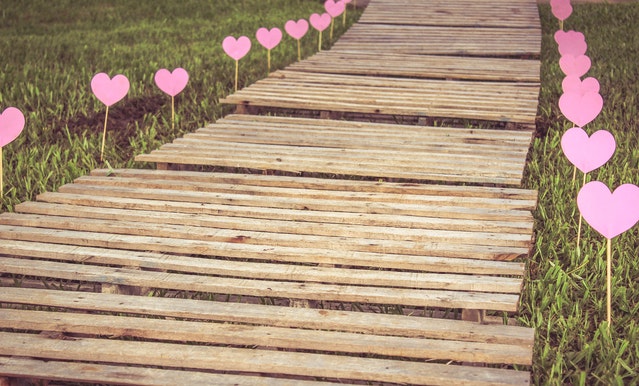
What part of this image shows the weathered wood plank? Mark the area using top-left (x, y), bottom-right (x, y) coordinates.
top-left (0, 308), bottom-right (531, 365)
top-left (0, 332), bottom-right (531, 385)
top-left (0, 288), bottom-right (535, 345)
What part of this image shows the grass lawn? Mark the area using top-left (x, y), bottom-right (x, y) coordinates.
top-left (1, 1), bottom-right (638, 385)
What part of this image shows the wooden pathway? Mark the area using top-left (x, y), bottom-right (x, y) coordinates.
top-left (1, 0), bottom-right (541, 385)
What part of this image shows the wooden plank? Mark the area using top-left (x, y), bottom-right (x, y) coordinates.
top-left (0, 357), bottom-right (332, 386)
top-left (0, 288), bottom-right (535, 345)
top-left (0, 308), bottom-right (531, 365)
top-left (286, 50), bottom-right (540, 82)
top-left (331, 24), bottom-right (541, 56)
top-left (0, 240), bottom-right (524, 293)
top-left (219, 71), bottom-right (540, 125)
top-left (0, 332), bottom-right (531, 386)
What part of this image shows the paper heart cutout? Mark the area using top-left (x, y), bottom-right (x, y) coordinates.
top-left (556, 31), bottom-right (588, 57)
top-left (154, 68), bottom-right (189, 97)
top-left (285, 19), bottom-right (309, 40)
top-left (559, 54), bottom-right (591, 77)
top-left (578, 181), bottom-right (639, 239)
top-left (562, 76), bottom-right (600, 95)
top-left (325, 0), bottom-right (346, 17)
top-left (222, 36), bottom-right (252, 61)
top-left (310, 13), bottom-right (332, 32)
top-left (0, 107), bottom-right (25, 147)
top-left (91, 73), bottom-right (130, 107)
top-left (552, 3), bottom-right (573, 21)
top-left (559, 91), bottom-right (603, 127)
top-left (561, 127), bottom-right (615, 174)
top-left (256, 27), bottom-right (282, 50)
top-left (550, 0), bottom-right (570, 6)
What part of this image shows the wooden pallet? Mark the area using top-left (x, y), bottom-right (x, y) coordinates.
top-left (136, 114), bottom-right (533, 186)
top-left (286, 50), bottom-right (541, 82)
top-left (220, 70), bottom-right (540, 126)
top-left (359, 0), bottom-right (541, 28)
top-left (330, 24), bottom-right (541, 57)
top-left (0, 168), bottom-right (535, 384)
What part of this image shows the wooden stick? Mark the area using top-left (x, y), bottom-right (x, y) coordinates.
top-left (571, 165), bottom-right (576, 184)
top-left (100, 106), bottom-right (109, 162)
top-left (330, 18), bottom-right (334, 41)
top-left (318, 31), bottom-right (323, 51)
top-left (267, 49), bottom-right (271, 75)
top-left (559, 20), bottom-right (564, 31)
top-left (171, 96), bottom-right (175, 130)
top-left (297, 39), bottom-right (301, 61)
top-left (234, 60), bottom-right (239, 92)
top-left (343, 9), bottom-right (347, 26)
top-left (576, 172), bottom-right (586, 250)
top-left (606, 237), bottom-right (612, 331)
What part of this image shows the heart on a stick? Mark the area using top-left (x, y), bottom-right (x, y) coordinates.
top-left (559, 91), bottom-right (603, 127)
top-left (556, 31), bottom-right (588, 57)
top-left (554, 30), bottom-right (585, 47)
top-left (0, 107), bottom-right (25, 147)
top-left (154, 68), bottom-right (189, 97)
top-left (562, 76), bottom-right (600, 95)
top-left (578, 181), bottom-right (639, 239)
top-left (559, 54), bottom-right (591, 77)
top-left (561, 127), bottom-right (615, 174)
top-left (551, 2), bottom-right (573, 21)
top-left (325, 0), bottom-right (346, 17)
top-left (285, 19), bottom-right (309, 40)
top-left (256, 27), bottom-right (282, 50)
top-left (91, 73), bottom-right (130, 107)
top-left (223, 36), bottom-right (251, 60)
top-left (310, 13), bottom-right (332, 32)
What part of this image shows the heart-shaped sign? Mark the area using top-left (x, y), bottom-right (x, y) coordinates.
top-left (561, 127), bottom-right (616, 174)
top-left (285, 19), bottom-right (309, 40)
top-left (556, 31), bottom-right (588, 57)
top-left (0, 107), bottom-right (25, 147)
top-left (310, 13), bottom-right (332, 32)
top-left (256, 27), bottom-right (283, 50)
top-left (559, 54), bottom-right (591, 77)
top-left (578, 181), bottom-right (639, 239)
top-left (91, 73), bottom-right (130, 107)
top-left (562, 76), bottom-right (600, 95)
top-left (325, 0), bottom-right (346, 17)
top-left (223, 35), bottom-right (252, 61)
top-left (154, 68), bottom-right (189, 97)
top-left (552, 2), bottom-right (573, 21)
top-left (559, 91), bottom-right (603, 127)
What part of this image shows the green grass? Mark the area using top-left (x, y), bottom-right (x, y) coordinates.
top-left (2, 1), bottom-right (639, 384)
top-left (521, 3), bottom-right (639, 385)
top-left (0, 0), bottom-right (361, 211)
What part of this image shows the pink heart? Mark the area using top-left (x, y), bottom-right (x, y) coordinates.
top-left (256, 27), bottom-right (282, 50)
top-left (325, 0), bottom-right (346, 17)
top-left (285, 19), bottom-right (309, 40)
top-left (310, 13), bottom-right (332, 32)
top-left (550, 0), bottom-right (570, 6)
top-left (552, 3), bottom-right (573, 21)
top-left (559, 91), bottom-right (603, 127)
top-left (556, 31), bottom-right (588, 57)
top-left (0, 107), bottom-right (25, 147)
top-left (222, 36), bottom-right (251, 61)
top-left (562, 76), bottom-right (600, 95)
top-left (578, 181), bottom-right (639, 239)
top-left (91, 73), bottom-right (130, 107)
top-left (154, 68), bottom-right (189, 97)
top-left (561, 127), bottom-right (615, 173)
top-left (559, 54), bottom-right (591, 77)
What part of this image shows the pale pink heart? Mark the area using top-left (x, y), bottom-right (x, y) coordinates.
top-left (154, 68), bottom-right (189, 97)
top-left (550, 0), bottom-right (570, 6)
top-left (285, 19), bottom-right (309, 40)
top-left (256, 27), bottom-right (283, 50)
top-left (561, 127), bottom-right (615, 173)
top-left (578, 181), bottom-right (639, 239)
top-left (310, 13), bottom-right (332, 32)
top-left (559, 91), bottom-right (603, 127)
top-left (557, 33), bottom-right (588, 56)
top-left (91, 73), bottom-right (130, 107)
top-left (325, 0), bottom-right (346, 17)
top-left (559, 54), bottom-right (591, 77)
top-left (554, 30), bottom-right (585, 46)
top-left (222, 36), bottom-right (251, 60)
top-left (0, 107), bottom-right (25, 147)
top-left (552, 3), bottom-right (573, 21)
top-left (562, 76), bottom-right (600, 95)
